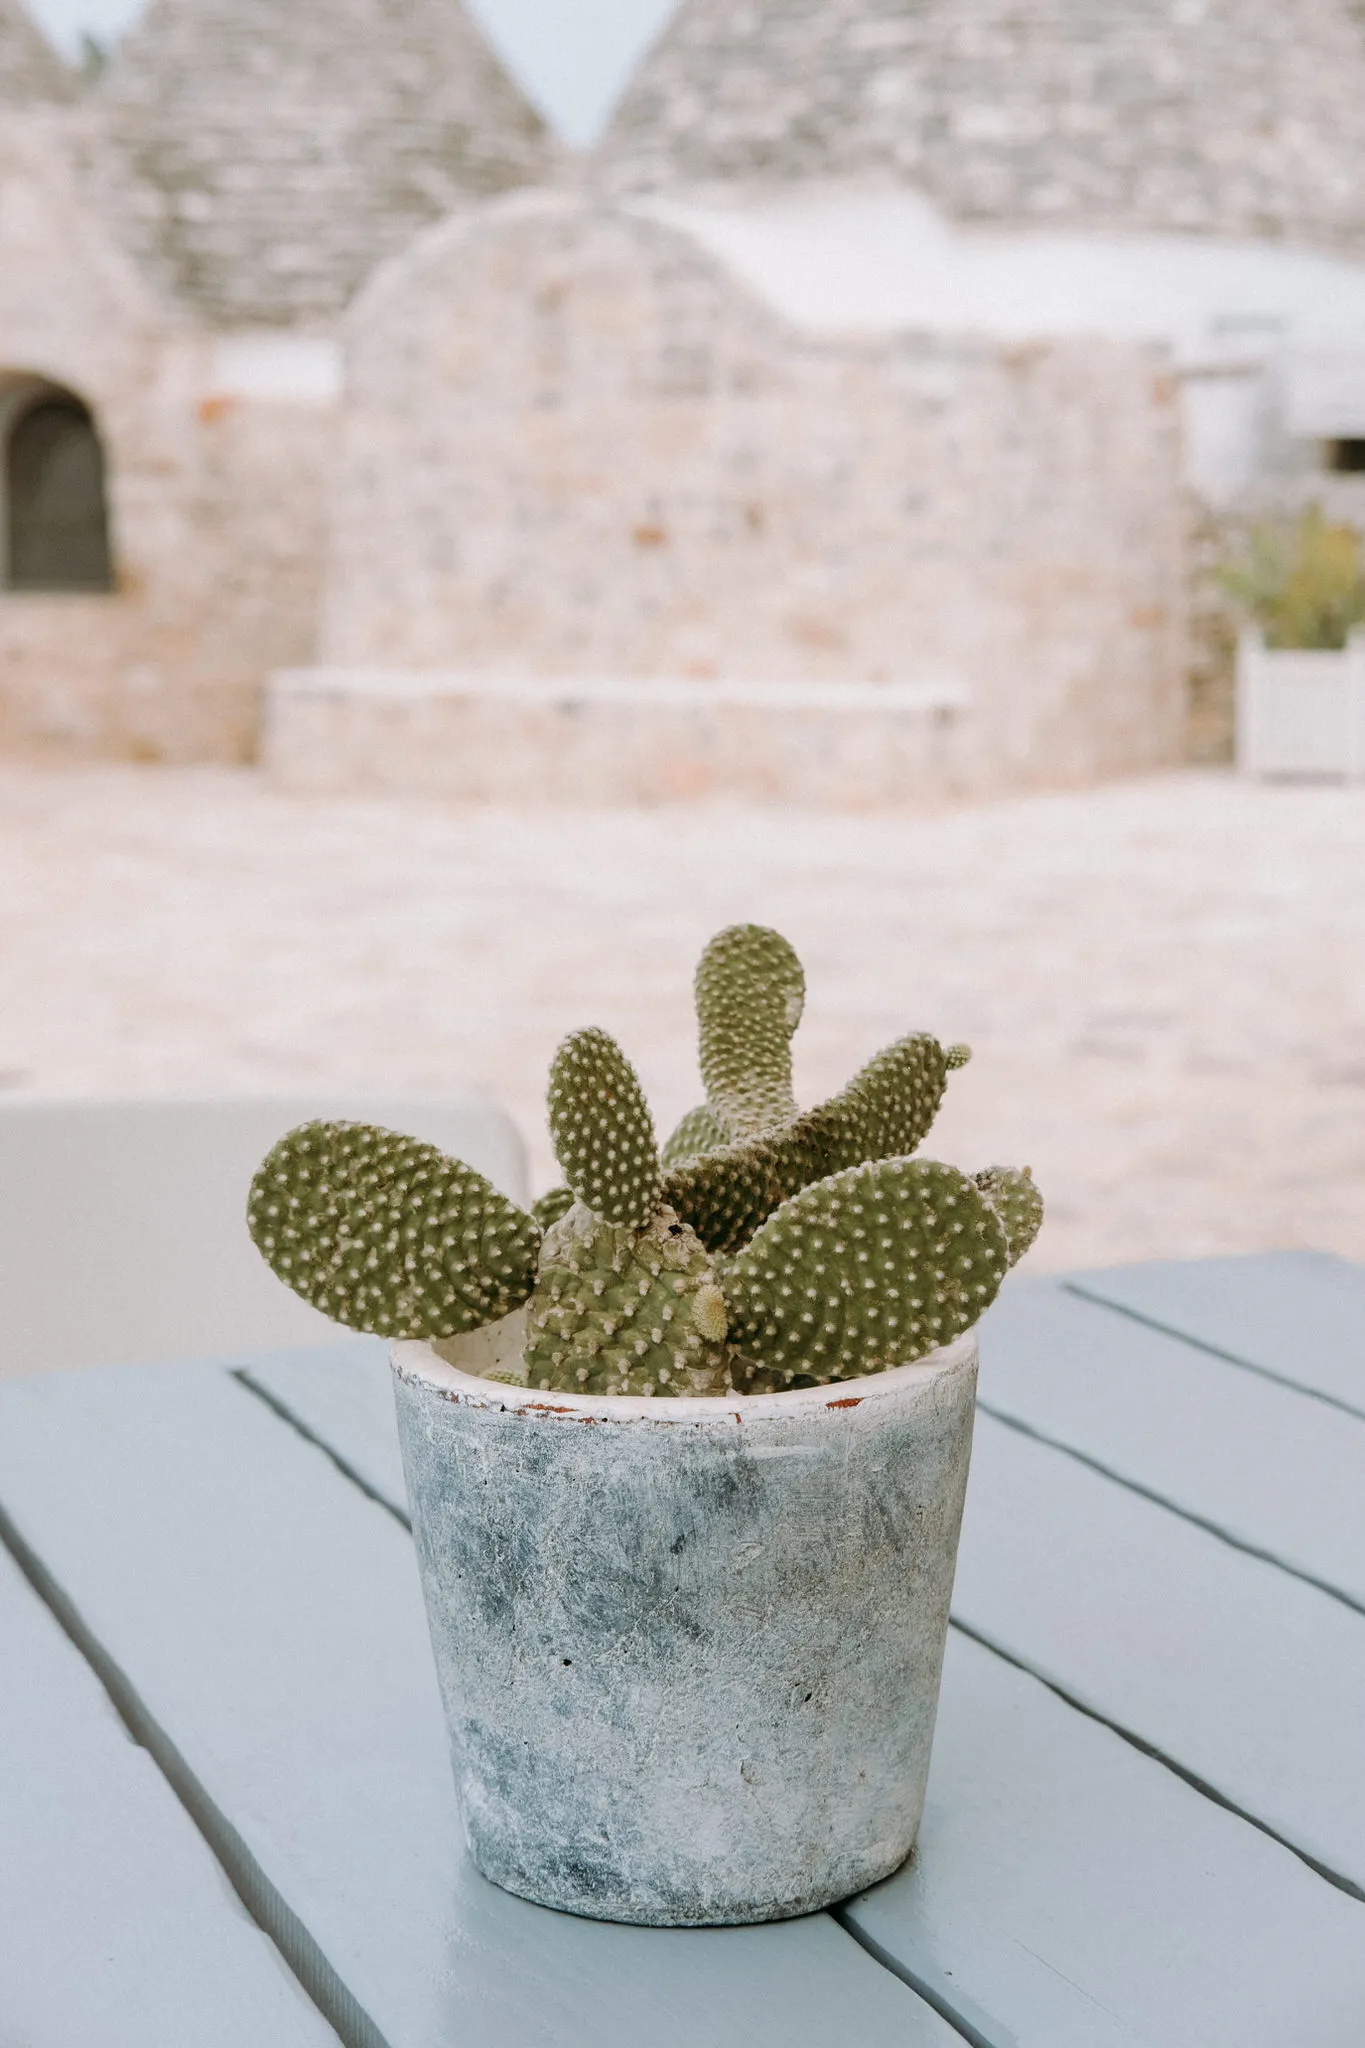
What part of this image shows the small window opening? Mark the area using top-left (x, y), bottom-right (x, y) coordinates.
top-left (3, 389), bottom-right (113, 592)
top-left (1327, 438), bottom-right (1365, 474)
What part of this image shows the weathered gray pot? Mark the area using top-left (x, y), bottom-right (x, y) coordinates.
top-left (391, 1319), bottom-right (978, 1927)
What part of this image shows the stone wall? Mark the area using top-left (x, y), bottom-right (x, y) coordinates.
top-left (317, 193), bottom-right (1186, 796)
top-left (0, 113), bottom-right (328, 761)
top-left (597, 0), bottom-right (1365, 255)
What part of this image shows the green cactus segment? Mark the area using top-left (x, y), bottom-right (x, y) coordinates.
top-left (721, 1158), bottom-right (1009, 1390)
top-left (524, 1201), bottom-right (732, 1396)
top-left (531, 1185), bottom-right (576, 1233)
top-left (247, 1121), bottom-right (541, 1340)
top-left (807, 1033), bottom-right (954, 1175)
top-left (975, 1166), bottom-right (1044, 1266)
top-left (547, 1028), bottom-right (662, 1230)
top-left (660, 1102), bottom-right (729, 1169)
top-left (662, 1127), bottom-right (822, 1257)
top-left (243, 924), bottom-right (1019, 1397)
top-left (663, 1034), bottom-right (957, 1257)
top-left (695, 923), bottom-right (805, 1139)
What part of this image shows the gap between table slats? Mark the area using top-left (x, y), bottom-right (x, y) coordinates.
top-left (976, 1401), bottom-right (1365, 1621)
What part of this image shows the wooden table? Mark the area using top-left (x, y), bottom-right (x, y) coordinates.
top-left (3, 1252), bottom-right (1363, 2047)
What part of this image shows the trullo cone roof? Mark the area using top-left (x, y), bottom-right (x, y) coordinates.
top-left (0, 0), bottom-right (73, 104)
top-left (597, 0), bottom-right (1365, 253)
top-left (96, 0), bottom-right (558, 325)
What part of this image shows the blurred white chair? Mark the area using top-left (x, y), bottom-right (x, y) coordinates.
top-left (0, 1096), bottom-right (529, 1379)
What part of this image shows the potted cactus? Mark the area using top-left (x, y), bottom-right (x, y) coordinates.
top-left (1222, 506), bottom-right (1365, 778)
top-left (248, 926), bottom-right (1041, 1927)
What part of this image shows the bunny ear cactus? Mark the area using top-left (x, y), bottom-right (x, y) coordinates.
top-left (695, 922), bottom-right (805, 1139)
top-left (661, 922), bottom-right (804, 1164)
top-left (799, 1031), bottom-right (970, 1178)
top-left (660, 1102), bottom-right (729, 1169)
top-left (660, 1029), bottom-right (967, 1257)
top-left (721, 1160), bottom-right (1008, 1392)
top-left (547, 1027), bottom-right (662, 1229)
top-left (525, 1197), bottom-right (730, 1397)
top-left (246, 924), bottom-right (1041, 1398)
top-left (526, 1027), bottom-right (731, 1396)
top-left (975, 1165), bottom-right (1044, 1264)
top-left (247, 1121), bottom-right (540, 1339)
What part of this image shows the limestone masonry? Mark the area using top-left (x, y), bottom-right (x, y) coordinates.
top-left (4, 0), bottom-right (1365, 794)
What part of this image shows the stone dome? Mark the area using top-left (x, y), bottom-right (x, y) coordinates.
top-left (0, 0), bottom-right (73, 104)
top-left (597, 0), bottom-right (1365, 254)
top-left (94, 0), bottom-right (558, 327)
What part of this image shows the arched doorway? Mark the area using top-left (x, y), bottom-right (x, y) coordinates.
top-left (3, 384), bottom-right (113, 592)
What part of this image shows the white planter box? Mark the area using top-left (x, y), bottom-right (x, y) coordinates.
top-left (1236, 629), bottom-right (1365, 780)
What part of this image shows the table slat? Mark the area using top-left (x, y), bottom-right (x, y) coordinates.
top-left (235, 1341), bottom-right (403, 1509)
top-left (846, 1630), bottom-right (1365, 2048)
top-left (0, 1543), bottom-right (339, 2047)
top-left (954, 1413), bottom-right (1365, 1895)
top-left (978, 1278), bottom-right (1365, 1610)
top-left (1067, 1253), bottom-right (1365, 1416)
top-left (0, 1363), bottom-right (954, 2048)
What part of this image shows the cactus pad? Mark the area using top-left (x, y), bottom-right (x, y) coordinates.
top-left (531, 1185), bottom-right (576, 1233)
top-left (524, 1201), bottom-right (731, 1396)
top-left (660, 1102), bottom-right (729, 1168)
top-left (695, 923), bottom-right (805, 1138)
top-left (975, 1166), bottom-right (1044, 1265)
top-left (721, 1158), bottom-right (1009, 1389)
top-left (806, 1033), bottom-right (956, 1174)
top-left (247, 1121), bottom-right (540, 1340)
top-left (662, 1033), bottom-right (958, 1257)
top-left (548, 1027), bottom-right (662, 1230)
top-left (662, 1125), bottom-right (826, 1257)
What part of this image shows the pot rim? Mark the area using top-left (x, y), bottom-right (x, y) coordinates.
top-left (391, 1325), bottom-right (977, 1427)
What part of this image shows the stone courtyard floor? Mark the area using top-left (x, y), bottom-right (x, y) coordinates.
top-left (1, 761), bottom-right (1362, 1274)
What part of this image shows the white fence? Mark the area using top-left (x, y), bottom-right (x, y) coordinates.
top-left (1236, 631), bottom-right (1365, 780)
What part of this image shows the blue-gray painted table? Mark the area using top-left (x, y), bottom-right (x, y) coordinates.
top-left (3, 1252), bottom-right (1363, 2047)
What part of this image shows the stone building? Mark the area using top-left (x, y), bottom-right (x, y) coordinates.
top-left (593, 0), bottom-right (1365, 767)
top-left (0, 0), bottom-right (553, 759)
top-left (281, 190), bottom-right (1182, 804)
top-left (6, 0), bottom-right (1365, 794)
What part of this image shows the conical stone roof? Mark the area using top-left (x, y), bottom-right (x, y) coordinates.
top-left (0, 0), bottom-right (73, 104)
top-left (598, 0), bottom-right (1365, 253)
top-left (95, 0), bottom-right (557, 327)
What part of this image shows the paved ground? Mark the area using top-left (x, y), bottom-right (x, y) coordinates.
top-left (2, 762), bottom-right (1362, 1272)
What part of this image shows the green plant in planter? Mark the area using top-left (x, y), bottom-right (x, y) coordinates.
top-left (1219, 504), bottom-right (1365, 650)
top-left (247, 925), bottom-right (1042, 1396)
